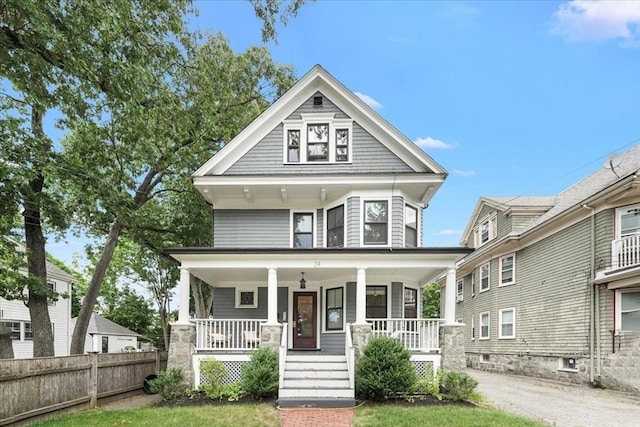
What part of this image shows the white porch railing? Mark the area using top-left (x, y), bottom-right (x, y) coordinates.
top-left (368, 318), bottom-right (441, 352)
top-left (345, 323), bottom-right (355, 390)
top-left (612, 235), bottom-right (640, 270)
top-left (193, 319), bottom-right (266, 351)
top-left (279, 323), bottom-right (288, 390)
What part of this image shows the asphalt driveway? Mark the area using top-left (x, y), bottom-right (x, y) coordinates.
top-left (469, 369), bottom-right (640, 427)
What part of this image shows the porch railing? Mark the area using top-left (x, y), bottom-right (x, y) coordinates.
top-left (279, 323), bottom-right (287, 390)
top-left (612, 235), bottom-right (640, 270)
top-left (345, 323), bottom-right (355, 390)
top-left (193, 319), bottom-right (266, 351)
top-left (368, 318), bottom-right (441, 352)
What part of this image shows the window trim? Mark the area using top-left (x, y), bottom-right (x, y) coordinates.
top-left (471, 271), bottom-right (476, 297)
top-left (456, 279), bottom-right (464, 302)
top-left (291, 210), bottom-right (316, 248)
top-left (361, 199), bottom-right (391, 247)
top-left (479, 262), bottom-right (490, 293)
top-left (473, 212), bottom-right (497, 248)
top-left (499, 253), bottom-right (516, 287)
top-left (498, 307), bottom-right (516, 339)
top-left (615, 288), bottom-right (640, 332)
top-left (479, 311), bottom-right (490, 340)
top-left (47, 281), bottom-right (56, 306)
top-left (404, 203), bottom-right (420, 248)
top-left (324, 286), bottom-right (345, 333)
top-left (365, 285), bottom-right (389, 319)
top-left (282, 113), bottom-right (353, 164)
top-left (325, 203), bottom-right (346, 248)
top-left (235, 288), bottom-right (258, 309)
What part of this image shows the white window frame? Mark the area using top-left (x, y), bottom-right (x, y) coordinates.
top-left (403, 203), bottom-right (420, 248)
top-left (456, 279), bottom-right (464, 302)
top-left (282, 113), bottom-right (353, 164)
top-left (558, 357), bottom-right (578, 373)
top-left (361, 198), bottom-right (392, 247)
top-left (290, 210), bottom-right (316, 248)
top-left (473, 212), bottom-right (497, 248)
top-left (471, 315), bottom-right (475, 341)
top-left (615, 289), bottom-right (640, 332)
top-left (479, 262), bottom-right (490, 293)
top-left (324, 202), bottom-right (346, 248)
top-left (616, 203), bottom-right (640, 238)
top-left (235, 288), bottom-right (258, 309)
top-left (498, 307), bottom-right (516, 339)
top-left (471, 271), bottom-right (476, 297)
top-left (323, 285), bottom-right (345, 333)
top-left (499, 253), bottom-right (516, 287)
top-left (479, 311), bottom-right (490, 340)
top-left (47, 281), bottom-right (56, 306)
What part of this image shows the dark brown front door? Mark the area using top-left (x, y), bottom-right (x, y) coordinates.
top-left (293, 292), bottom-right (317, 349)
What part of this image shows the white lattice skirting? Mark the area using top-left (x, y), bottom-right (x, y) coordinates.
top-left (411, 354), bottom-right (441, 379)
top-left (193, 354), bottom-right (251, 387)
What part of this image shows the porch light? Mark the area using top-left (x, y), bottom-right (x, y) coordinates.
top-left (300, 272), bottom-right (306, 289)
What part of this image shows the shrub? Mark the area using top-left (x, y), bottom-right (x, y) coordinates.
top-left (199, 359), bottom-right (228, 399)
top-left (439, 371), bottom-right (478, 401)
top-left (356, 336), bottom-right (417, 401)
top-left (241, 347), bottom-right (279, 399)
top-left (219, 382), bottom-right (245, 401)
top-left (149, 368), bottom-right (186, 400)
top-left (412, 367), bottom-right (443, 400)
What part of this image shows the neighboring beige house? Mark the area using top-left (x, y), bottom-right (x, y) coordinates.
top-left (70, 312), bottom-right (142, 353)
top-left (456, 144), bottom-right (640, 394)
top-left (0, 259), bottom-right (74, 358)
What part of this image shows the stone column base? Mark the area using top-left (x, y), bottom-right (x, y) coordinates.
top-left (260, 324), bottom-right (282, 352)
top-left (167, 323), bottom-right (196, 387)
top-left (351, 323), bottom-right (373, 357)
top-left (440, 324), bottom-right (466, 372)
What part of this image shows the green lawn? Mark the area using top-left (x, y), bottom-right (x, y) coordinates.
top-left (31, 403), bottom-right (547, 427)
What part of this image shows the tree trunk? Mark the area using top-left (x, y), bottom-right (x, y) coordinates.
top-left (70, 221), bottom-right (123, 354)
top-left (191, 276), bottom-right (214, 319)
top-left (0, 330), bottom-right (15, 359)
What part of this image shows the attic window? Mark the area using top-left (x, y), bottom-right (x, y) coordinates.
top-left (313, 96), bottom-right (323, 106)
top-left (283, 113), bottom-right (352, 164)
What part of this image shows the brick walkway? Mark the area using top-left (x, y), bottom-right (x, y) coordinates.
top-left (279, 408), bottom-right (354, 427)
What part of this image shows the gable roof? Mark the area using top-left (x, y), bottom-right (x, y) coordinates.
top-left (193, 65), bottom-right (447, 177)
top-left (71, 312), bottom-right (142, 337)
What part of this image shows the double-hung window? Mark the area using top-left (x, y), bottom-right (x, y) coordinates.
top-left (287, 130), bottom-right (300, 162)
top-left (499, 308), bottom-right (516, 339)
top-left (480, 262), bottom-right (490, 292)
top-left (326, 287), bottom-right (344, 331)
top-left (364, 201), bottom-right (388, 245)
top-left (336, 129), bottom-right (349, 162)
top-left (499, 254), bottom-right (515, 286)
top-left (456, 279), bottom-right (464, 302)
top-left (405, 205), bottom-right (418, 247)
top-left (326, 205), bottom-right (344, 247)
top-left (471, 316), bottom-right (475, 340)
top-left (480, 312), bottom-right (490, 340)
top-left (47, 282), bottom-right (56, 306)
top-left (474, 213), bottom-right (497, 248)
top-left (404, 287), bottom-right (418, 319)
top-left (366, 286), bottom-right (387, 319)
top-left (619, 291), bottom-right (640, 331)
top-left (307, 124), bottom-right (329, 161)
top-left (293, 212), bottom-right (314, 248)
top-left (24, 322), bottom-right (33, 340)
top-left (283, 113), bottom-right (352, 164)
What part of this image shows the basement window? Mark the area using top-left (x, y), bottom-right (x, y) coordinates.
top-left (559, 357), bottom-right (578, 372)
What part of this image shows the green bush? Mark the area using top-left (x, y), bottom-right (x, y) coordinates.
top-left (412, 367), bottom-right (443, 400)
top-left (439, 371), bottom-right (478, 401)
top-left (241, 347), bottom-right (279, 399)
top-left (219, 382), bottom-right (245, 401)
top-left (199, 359), bottom-right (228, 398)
top-left (149, 368), bottom-right (186, 400)
top-left (356, 336), bottom-right (417, 401)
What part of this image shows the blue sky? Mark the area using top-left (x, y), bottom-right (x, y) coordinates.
top-left (48, 0), bottom-right (640, 265)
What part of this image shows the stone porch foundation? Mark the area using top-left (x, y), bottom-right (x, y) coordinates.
top-left (260, 324), bottom-right (282, 352)
top-left (167, 323), bottom-right (196, 387)
top-left (351, 323), bottom-right (373, 357)
top-left (440, 324), bottom-right (465, 372)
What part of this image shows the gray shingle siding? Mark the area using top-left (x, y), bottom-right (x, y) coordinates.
top-left (286, 92), bottom-right (350, 120)
top-left (213, 209), bottom-right (289, 248)
top-left (496, 210), bottom-right (511, 240)
top-left (595, 209), bottom-right (614, 273)
top-left (320, 333), bottom-right (345, 352)
top-left (316, 208), bottom-right (324, 247)
top-left (512, 214), bottom-right (542, 233)
top-left (392, 196), bottom-right (404, 247)
top-left (347, 197), bottom-right (360, 247)
top-left (346, 282), bottom-right (356, 323)
top-left (212, 287), bottom-right (268, 319)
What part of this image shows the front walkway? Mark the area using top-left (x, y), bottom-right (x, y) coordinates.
top-left (469, 369), bottom-right (640, 427)
top-left (279, 408), bottom-right (354, 427)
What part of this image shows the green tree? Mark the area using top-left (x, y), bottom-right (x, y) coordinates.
top-left (422, 283), bottom-right (440, 319)
top-left (101, 285), bottom-right (155, 337)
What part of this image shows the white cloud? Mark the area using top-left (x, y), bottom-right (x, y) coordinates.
top-left (452, 169), bottom-right (476, 177)
top-left (413, 137), bottom-right (456, 149)
top-left (550, 1), bottom-right (640, 46)
top-left (437, 229), bottom-right (463, 236)
top-left (354, 92), bottom-right (382, 110)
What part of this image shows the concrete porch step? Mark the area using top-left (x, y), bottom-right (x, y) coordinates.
top-left (278, 387), bottom-right (354, 398)
top-left (283, 369), bottom-right (349, 380)
top-left (286, 354), bottom-right (346, 363)
top-left (285, 361), bottom-right (348, 371)
top-left (283, 378), bottom-right (351, 389)
top-left (277, 397), bottom-right (356, 408)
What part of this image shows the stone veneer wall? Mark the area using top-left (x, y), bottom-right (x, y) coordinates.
top-left (440, 324), bottom-right (465, 371)
top-left (601, 331), bottom-right (640, 393)
top-left (167, 323), bottom-right (196, 387)
top-left (260, 324), bottom-right (282, 351)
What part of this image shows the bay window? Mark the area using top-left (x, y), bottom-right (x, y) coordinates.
top-left (364, 201), bottom-right (388, 245)
top-left (293, 212), bottom-right (314, 248)
top-left (327, 205), bottom-right (344, 247)
top-left (405, 204), bottom-right (418, 247)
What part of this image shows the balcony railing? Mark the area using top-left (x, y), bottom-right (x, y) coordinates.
top-left (194, 319), bottom-right (266, 351)
top-left (368, 318), bottom-right (441, 352)
top-left (612, 235), bottom-right (640, 270)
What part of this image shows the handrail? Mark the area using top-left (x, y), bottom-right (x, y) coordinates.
top-left (367, 318), bottom-right (441, 352)
top-left (193, 319), bottom-right (266, 351)
top-left (278, 323), bottom-right (288, 390)
top-left (345, 323), bottom-right (355, 390)
top-left (612, 235), bottom-right (640, 269)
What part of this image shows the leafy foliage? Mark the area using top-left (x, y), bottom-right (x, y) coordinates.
top-left (422, 283), bottom-right (440, 318)
top-left (241, 347), bottom-right (279, 399)
top-left (412, 367), bottom-right (443, 400)
top-left (199, 359), bottom-right (229, 399)
top-left (356, 336), bottom-right (417, 401)
top-left (219, 382), bottom-right (246, 402)
top-left (149, 368), bottom-right (187, 400)
top-left (439, 371), bottom-right (478, 401)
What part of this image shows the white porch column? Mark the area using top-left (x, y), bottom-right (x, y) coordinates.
top-left (266, 267), bottom-right (279, 325)
top-left (177, 267), bottom-right (191, 324)
top-left (444, 267), bottom-right (457, 324)
top-left (355, 267), bottom-right (367, 325)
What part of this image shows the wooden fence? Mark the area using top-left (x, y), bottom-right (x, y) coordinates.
top-left (0, 351), bottom-right (167, 426)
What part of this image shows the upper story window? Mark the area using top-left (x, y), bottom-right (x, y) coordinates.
top-left (293, 212), bottom-right (314, 248)
top-left (473, 212), bottom-right (497, 248)
top-left (327, 205), bottom-right (344, 248)
top-left (363, 200), bottom-right (388, 245)
top-left (499, 254), bottom-right (515, 286)
top-left (283, 113), bottom-right (353, 164)
top-left (456, 279), bottom-right (464, 302)
top-left (47, 282), bottom-right (56, 306)
top-left (405, 204), bottom-right (418, 247)
top-left (617, 204), bottom-right (640, 238)
top-left (479, 262), bottom-right (490, 292)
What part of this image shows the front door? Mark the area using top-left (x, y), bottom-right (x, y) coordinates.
top-left (293, 292), bottom-right (317, 349)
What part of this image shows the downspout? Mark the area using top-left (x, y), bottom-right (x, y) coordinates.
top-left (583, 204), bottom-right (596, 384)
